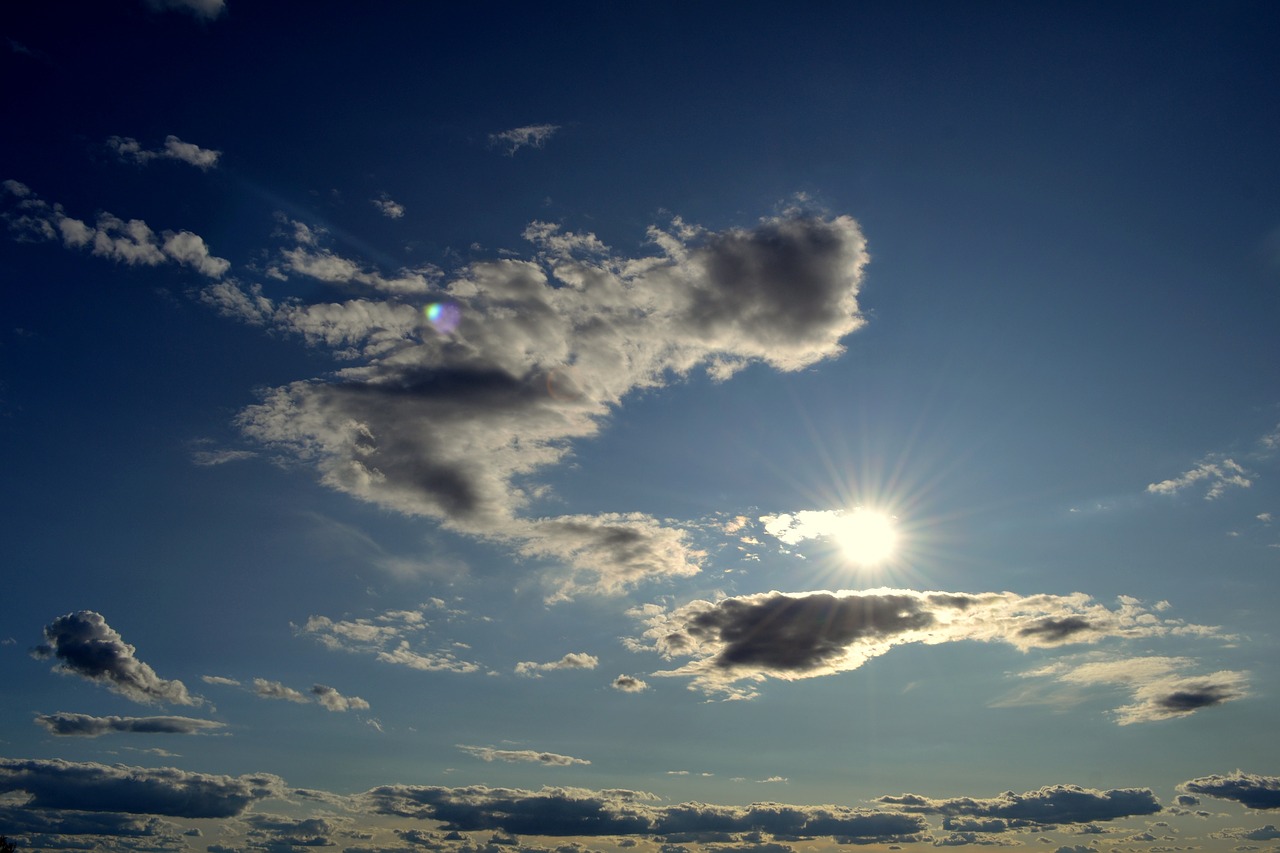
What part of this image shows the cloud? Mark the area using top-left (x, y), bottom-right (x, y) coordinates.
top-left (1147, 457), bottom-right (1252, 500)
top-left (235, 212), bottom-right (869, 599)
top-left (193, 448), bottom-right (258, 466)
top-left (611, 675), bottom-right (649, 693)
top-left (311, 684), bottom-right (371, 712)
top-left (373, 194), bottom-right (406, 219)
top-left (877, 785), bottom-right (1161, 825)
top-left (34, 713), bottom-right (226, 737)
top-left (1180, 772), bottom-right (1280, 810)
top-left (2, 183), bottom-right (229, 277)
top-left (296, 608), bottom-right (481, 674)
top-left (514, 653), bottom-right (599, 677)
top-left (362, 784), bottom-right (926, 841)
top-left (33, 611), bottom-right (200, 706)
top-left (143, 0), bottom-right (226, 20)
top-left (252, 678), bottom-right (310, 704)
top-left (0, 757), bottom-right (283, 818)
top-left (0, 804), bottom-right (183, 839)
top-left (202, 675), bottom-right (241, 686)
top-left (456, 746), bottom-right (590, 767)
top-left (1020, 655), bottom-right (1249, 724)
top-left (628, 589), bottom-right (1221, 698)
top-left (489, 124), bottom-right (560, 156)
top-left (106, 135), bottom-right (222, 170)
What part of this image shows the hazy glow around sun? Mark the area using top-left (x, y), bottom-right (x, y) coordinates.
top-left (833, 509), bottom-right (898, 565)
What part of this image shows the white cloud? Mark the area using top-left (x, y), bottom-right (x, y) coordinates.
top-left (252, 678), bottom-right (310, 704)
top-left (629, 589), bottom-right (1225, 699)
top-left (107, 135), bottom-right (222, 170)
top-left (296, 608), bottom-right (482, 674)
top-left (373, 193), bottom-right (405, 219)
top-left (311, 683), bottom-right (371, 712)
top-left (514, 652), bottom-right (599, 677)
top-left (1147, 456), bottom-right (1252, 500)
top-left (612, 674), bottom-right (649, 693)
top-left (489, 123), bottom-right (560, 156)
top-left (456, 745), bottom-right (590, 766)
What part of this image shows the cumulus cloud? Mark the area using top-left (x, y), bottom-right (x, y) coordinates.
top-left (456, 746), bottom-right (590, 767)
top-left (143, 0), bottom-right (226, 20)
top-left (2, 183), bottom-right (229, 277)
top-left (297, 608), bottom-right (481, 674)
top-left (1022, 655), bottom-right (1248, 724)
top-left (106, 135), bottom-right (222, 170)
top-left (33, 611), bottom-right (200, 706)
top-left (0, 804), bottom-right (184, 839)
top-left (611, 675), bottom-right (649, 693)
top-left (489, 124), bottom-right (560, 156)
top-left (34, 713), bottom-right (226, 737)
top-left (1147, 457), bottom-right (1252, 500)
top-left (373, 194), bottom-right (406, 219)
top-left (234, 212), bottom-right (868, 599)
top-left (311, 683), bottom-right (371, 712)
top-left (362, 784), bottom-right (926, 842)
top-left (0, 757), bottom-right (283, 818)
top-left (252, 678), bottom-right (310, 703)
top-left (1180, 772), bottom-right (1280, 810)
top-left (628, 589), bottom-right (1220, 698)
top-left (514, 653), bottom-right (598, 677)
top-left (877, 784), bottom-right (1161, 825)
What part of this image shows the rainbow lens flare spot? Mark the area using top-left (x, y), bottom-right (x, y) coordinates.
top-left (424, 302), bottom-right (462, 333)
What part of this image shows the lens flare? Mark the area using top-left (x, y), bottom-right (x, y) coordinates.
top-left (424, 302), bottom-right (462, 333)
top-left (832, 509), bottom-right (898, 565)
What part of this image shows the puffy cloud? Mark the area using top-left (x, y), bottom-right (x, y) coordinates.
top-left (514, 653), bottom-right (599, 677)
top-left (373, 194), bottom-right (406, 219)
top-left (1214, 826), bottom-right (1280, 841)
top-left (311, 684), bottom-right (371, 712)
top-left (143, 0), bottom-right (226, 19)
top-left (362, 784), bottom-right (925, 842)
top-left (877, 784), bottom-right (1161, 825)
top-left (252, 678), bottom-right (310, 704)
top-left (34, 713), bottom-right (225, 737)
top-left (202, 675), bottom-right (241, 686)
top-left (456, 746), bottom-right (590, 767)
top-left (1147, 457), bottom-right (1252, 500)
top-left (1021, 655), bottom-right (1248, 724)
top-left (629, 589), bottom-right (1219, 698)
top-left (107, 135), bottom-right (222, 169)
top-left (33, 611), bottom-right (199, 706)
top-left (489, 124), bottom-right (560, 156)
top-left (2, 185), bottom-right (229, 277)
top-left (0, 757), bottom-right (283, 818)
top-left (297, 609), bottom-right (481, 674)
top-left (236, 212), bottom-right (868, 599)
top-left (1180, 772), bottom-right (1280, 810)
top-left (611, 675), bottom-right (649, 693)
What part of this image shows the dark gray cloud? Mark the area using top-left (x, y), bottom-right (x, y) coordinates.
top-left (631, 590), bottom-right (1219, 698)
top-left (34, 712), bottom-right (225, 737)
top-left (33, 611), bottom-right (199, 706)
top-left (0, 757), bottom-right (283, 818)
top-left (876, 785), bottom-right (1161, 825)
top-left (1180, 772), bottom-right (1280, 810)
top-left (0, 805), bottom-right (180, 837)
top-left (362, 784), bottom-right (925, 842)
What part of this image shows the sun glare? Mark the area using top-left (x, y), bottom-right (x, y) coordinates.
top-left (833, 509), bottom-right (899, 565)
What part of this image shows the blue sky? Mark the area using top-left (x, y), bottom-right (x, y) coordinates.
top-left (2, 2), bottom-right (1280, 852)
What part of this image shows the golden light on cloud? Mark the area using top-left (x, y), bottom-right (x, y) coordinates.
top-left (832, 508), bottom-right (898, 565)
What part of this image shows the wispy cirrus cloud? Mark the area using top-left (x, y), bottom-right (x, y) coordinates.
top-left (489, 123), bottom-right (560, 156)
top-left (456, 745), bottom-right (590, 766)
top-left (1147, 456), bottom-right (1252, 500)
top-left (628, 590), bottom-right (1223, 699)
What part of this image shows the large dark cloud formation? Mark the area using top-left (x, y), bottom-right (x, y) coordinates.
top-left (34, 712), bottom-right (225, 737)
top-left (876, 785), bottom-right (1161, 826)
top-left (1180, 772), bottom-right (1280, 810)
top-left (33, 611), bottom-right (199, 706)
top-left (0, 757), bottom-right (283, 818)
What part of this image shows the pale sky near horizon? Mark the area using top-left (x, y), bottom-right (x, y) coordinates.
top-left (2, 2), bottom-right (1280, 853)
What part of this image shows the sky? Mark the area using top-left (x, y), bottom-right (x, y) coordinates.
top-left (2, 1), bottom-right (1280, 852)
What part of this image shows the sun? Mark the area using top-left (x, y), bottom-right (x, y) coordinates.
top-left (832, 508), bottom-right (899, 565)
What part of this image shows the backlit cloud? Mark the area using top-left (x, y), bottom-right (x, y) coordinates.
top-left (1147, 457), bottom-right (1252, 500)
top-left (877, 784), bottom-right (1161, 825)
top-left (611, 675), bottom-right (649, 693)
top-left (297, 607), bottom-right (482, 674)
top-left (629, 590), bottom-right (1221, 698)
top-left (33, 611), bottom-right (200, 706)
top-left (1180, 772), bottom-right (1280, 810)
top-left (34, 713), bottom-right (226, 737)
top-left (456, 746), bottom-right (590, 766)
top-left (514, 653), bottom-right (599, 677)
top-left (252, 678), bottom-right (310, 703)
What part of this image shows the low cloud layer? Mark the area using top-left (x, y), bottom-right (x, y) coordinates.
top-left (629, 590), bottom-right (1221, 698)
top-left (456, 746), bottom-right (590, 766)
top-left (33, 611), bottom-right (199, 706)
top-left (0, 757), bottom-right (282, 818)
top-left (1180, 772), bottom-right (1280, 810)
top-left (877, 784), bottom-right (1161, 826)
top-left (34, 713), bottom-right (225, 737)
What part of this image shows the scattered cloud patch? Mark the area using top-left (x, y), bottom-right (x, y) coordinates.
top-left (193, 448), bottom-right (257, 466)
top-left (33, 611), bottom-right (200, 706)
top-left (311, 683), bottom-right (371, 712)
top-left (252, 678), bottom-right (310, 704)
top-left (514, 653), bottom-right (599, 677)
top-left (611, 675), bottom-right (649, 693)
top-left (373, 194), bottom-right (406, 219)
top-left (297, 608), bottom-right (481, 674)
top-left (456, 746), bottom-right (590, 766)
top-left (34, 712), bottom-right (225, 737)
top-left (1147, 457), bottom-right (1252, 500)
top-left (1180, 772), bottom-right (1280, 810)
top-left (201, 675), bottom-right (241, 686)
top-left (106, 135), bottom-right (222, 170)
top-left (489, 124), bottom-right (560, 156)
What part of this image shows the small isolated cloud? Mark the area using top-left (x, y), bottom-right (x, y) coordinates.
top-left (34, 712), bottom-right (226, 737)
top-left (201, 675), bottom-right (241, 686)
top-left (192, 448), bottom-right (257, 466)
top-left (456, 745), bottom-right (590, 766)
top-left (297, 607), bottom-right (482, 674)
top-left (311, 683), bottom-right (371, 712)
top-left (143, 0), bottom-right (226, 20)
top-left (1147, 457), bottom-right (1252, 500)
top-left (0, 756), bottom-right (282, 818)
top-left (33, 611), bottom-right (200, 706)
top-left (489, 123), bottom-right (559, 156)
top-left (1021, 655), bottom-right (1248, 724)
top-left (372, 194), bottom-right (405, 219)
top-left (514, 652), bottom-right (599, 677)
top-left (252, 678), bottom-right (310, 703)
top-left (877, 784), bottom-right (1161, 825)
top-left (1180, 772), bottom-right (1280, 810)
top-left (612, 674), bottom-right (649, 693)
top-left (106, 135), bottom-right (222, 170)
top-left (628, 589), bottom-right (1221, 698)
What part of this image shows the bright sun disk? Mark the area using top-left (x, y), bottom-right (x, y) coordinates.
top-left (833, 509), bottom-right (898, 565)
